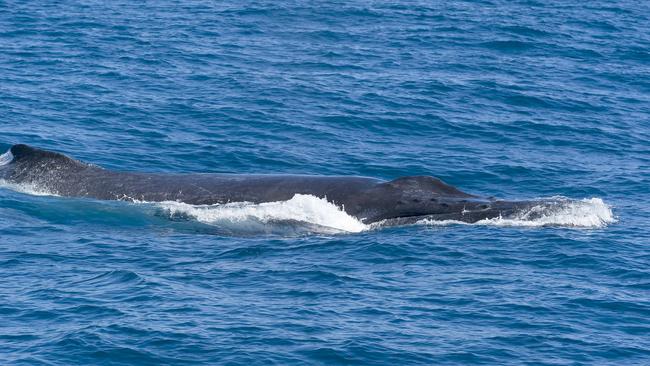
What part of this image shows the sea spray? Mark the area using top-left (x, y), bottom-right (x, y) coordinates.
top-left (155, 194), bottom-right (368, 233)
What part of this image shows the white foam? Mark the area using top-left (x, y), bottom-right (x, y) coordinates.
top-left (154, 194), bottom-right (368, 233)
top-left (417, 197), bottom-right (615, 228)
top-left (0, 179), bottom-right (59, 196)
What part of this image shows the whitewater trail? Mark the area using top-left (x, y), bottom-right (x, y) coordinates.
top-left (153, 194), bottom-right (615, 232)
top-left (155, 194), bottom-right (369, 233)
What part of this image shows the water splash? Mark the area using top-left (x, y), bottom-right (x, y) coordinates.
top-left (154, 194), bottom-right (368, 233)
top-left (417, 197), bottom-right (615, 228)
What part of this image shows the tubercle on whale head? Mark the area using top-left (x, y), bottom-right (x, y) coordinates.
top-left (347, 176), bottom-right (476, 223)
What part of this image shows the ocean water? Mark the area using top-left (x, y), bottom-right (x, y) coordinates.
top-left (1, 0), bottom-right (649, 364)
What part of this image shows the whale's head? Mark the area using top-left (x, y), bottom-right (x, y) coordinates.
top-left (353, 176), bottom-right (533, 224)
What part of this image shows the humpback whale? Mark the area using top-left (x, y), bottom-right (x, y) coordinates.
top-left (0, 144), bottom-right (538, 225)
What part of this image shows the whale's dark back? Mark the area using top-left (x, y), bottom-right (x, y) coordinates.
top-left (1, 144), bottom-right (383, 210)
top-left (1, 144), bottom-right (518, 224)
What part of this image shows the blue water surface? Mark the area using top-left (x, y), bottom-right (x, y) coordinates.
top-left (1, 1), bottom-right (649, 365)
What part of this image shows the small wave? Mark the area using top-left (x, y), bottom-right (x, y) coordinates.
top-left (417, 198), bottom-right (615, 228)
top-left (154, 194), bottom-right (368, 233)
top-left (71, 269), bottom-right (144, 287)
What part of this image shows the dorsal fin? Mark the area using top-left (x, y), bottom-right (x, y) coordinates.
top-left (11, 144), bottom-right (65, 161)
top-left (9, 144), bottom-right (87, 168)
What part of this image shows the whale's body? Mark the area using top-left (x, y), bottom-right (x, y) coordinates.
top-left (0, 144), bottom-right (537, 225)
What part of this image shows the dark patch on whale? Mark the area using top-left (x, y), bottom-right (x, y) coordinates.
top-left (0, 144), bottom-right (539, 225)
